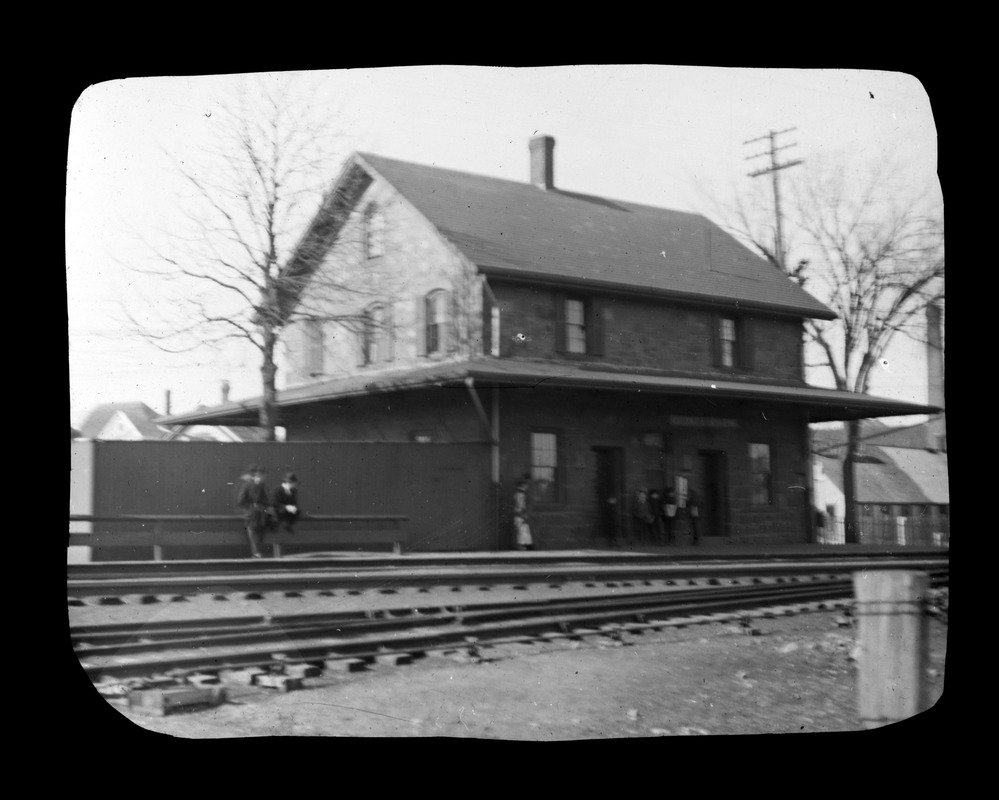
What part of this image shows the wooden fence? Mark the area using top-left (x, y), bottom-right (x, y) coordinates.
top-left (69, 440), bottom-right (494, 559)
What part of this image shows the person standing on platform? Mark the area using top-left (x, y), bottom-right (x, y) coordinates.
top-left (237, 465), bottom-right (273, 558)
top-left (688, 487), bottom-right (701, 545)
top-left (273, 473), bottom-right (300, 534)
top-left (647, 488), bottom-right (665, 544)
top-left (632, 488), bottom-right (654, 544)
top-left (662, 486), bottom-right (678, 544)
top-left (513, 475), bottom-right (534, 551)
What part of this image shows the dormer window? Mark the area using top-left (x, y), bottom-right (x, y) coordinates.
top-left (363, 204), bottom-right (385, 260)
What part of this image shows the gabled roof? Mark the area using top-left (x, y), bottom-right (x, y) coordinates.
top-left (812, 418), bottom-right (944, 455)
top-left (163, 424), bottom-right (270, 443)
top-left (78, 402), bottom-right (171, 440)
top-left (290, 150), bottom-right (836, 320)
top-left (815, 446), bottom-right (949, 505)
top-left (874, 446), bottom-right (950, 504)
top-left (157, 357), bottom-right (939, 427)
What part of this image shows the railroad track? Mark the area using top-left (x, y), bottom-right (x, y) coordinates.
top-left (76, 566), bottom-right (948, 685)
top-left (69, 551), bottom-right (949, 602)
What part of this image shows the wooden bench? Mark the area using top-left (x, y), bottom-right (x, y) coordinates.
top-left (68, 514), bottom-right (410, 559)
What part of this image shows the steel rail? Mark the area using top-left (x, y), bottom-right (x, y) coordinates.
top-left (79, 572), bottom-right (948, 681)
top-left (69, 556), bottom-right (949, 599)
top-left (68, 547), bottom-right (948, 579)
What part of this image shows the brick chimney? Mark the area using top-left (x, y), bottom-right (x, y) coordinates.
top-left (530, 135), bottom-right (555, 190)
top-left (926, 303), bottom-right (945, 450)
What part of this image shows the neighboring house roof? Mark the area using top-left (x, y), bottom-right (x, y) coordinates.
top-left (864, 422), bottom-right (937, 450)
top-left (354, 153), bottom-right (836, 320)
top-left (812, 418), bottom-right (944, 455)
top-left (812, 419), bottom-right (891, 453)
top-left (158, 357), bottom-right (938, 427)
top-left (873, 446), bottom-right (950, 504)
top-left (164, 424), bottom-right (270, 443)
top-left (78, 402), bottom-right (171, 440)
top-left (814, 446), bottom-right (949, 506)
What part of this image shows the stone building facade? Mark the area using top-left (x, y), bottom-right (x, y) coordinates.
top-left (164, 136), bottom-right (937, 550)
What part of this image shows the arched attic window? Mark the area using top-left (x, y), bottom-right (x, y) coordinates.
top-left (423, 289), bottom-right (448, 356)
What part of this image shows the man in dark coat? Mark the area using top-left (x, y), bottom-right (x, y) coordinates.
top-left (237, 465), bottom-right (272, 558)
top-left (273, 473), bottom-right (300, 534)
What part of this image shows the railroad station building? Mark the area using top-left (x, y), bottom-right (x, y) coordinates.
top-left (161, 136), bottom-right (938, 549)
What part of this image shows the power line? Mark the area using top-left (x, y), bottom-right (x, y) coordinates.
top-left (745, 127), bottom-right (803, 273)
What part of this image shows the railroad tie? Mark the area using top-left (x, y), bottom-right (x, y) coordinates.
top-left (375, 652), bottom-right (414, 667)
top-left (323, 658), bottom-right (368, 674)
top-left (127, 685), bottom-right (227, 716)
top-left (185, 672), bottom-right (221, 687)
top-left (256, 673), bottom-right (304, 692)
top-left (284, 663), bottom-right (323, 679)
top-left (220, 667), bottom-right (267, 685)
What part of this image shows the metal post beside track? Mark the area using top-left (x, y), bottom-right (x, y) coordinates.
top-left (853, 570), bottom-right (930, 729)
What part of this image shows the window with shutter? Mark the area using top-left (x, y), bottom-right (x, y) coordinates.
top-left (738, 317), bottom-right (754, 370)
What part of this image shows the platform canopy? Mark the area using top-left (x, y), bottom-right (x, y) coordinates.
top-left (157, 357), bottom-right (939, 428)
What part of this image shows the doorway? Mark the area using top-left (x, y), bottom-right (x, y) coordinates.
top-left (593, 447), bottom-right (624, 543)
top-left (696, 449), bottom-right (728, 537)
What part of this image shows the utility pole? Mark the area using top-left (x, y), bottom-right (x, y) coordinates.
top-left (745, 128), bottom-right (803, 273)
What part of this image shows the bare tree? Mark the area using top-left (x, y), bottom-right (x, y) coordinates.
top-left (124, 75), bottom-right (394, 439)
top-left (712, 157), bottom-right (944, 543)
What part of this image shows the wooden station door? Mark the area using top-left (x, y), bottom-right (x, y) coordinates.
top-left (695, 449), bottom-right (728, 538)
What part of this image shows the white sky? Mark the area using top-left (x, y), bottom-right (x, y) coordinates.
top-left (66, 65), bottom-right (941, 429)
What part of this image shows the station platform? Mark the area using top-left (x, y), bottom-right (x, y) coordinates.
top-left (284, 540), bottom-right (946, 561)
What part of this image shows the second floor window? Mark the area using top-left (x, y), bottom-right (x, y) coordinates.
top-left (565, 298), bottom-right (587, 353)
top-left (719, 317), bottom-right (737, 367)
top-left (555, 294), bottom-right (604, 357)
top-left (714, 314), bottom-right (754, 370)
top-left (425, 289), bottom-right (447, 355)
